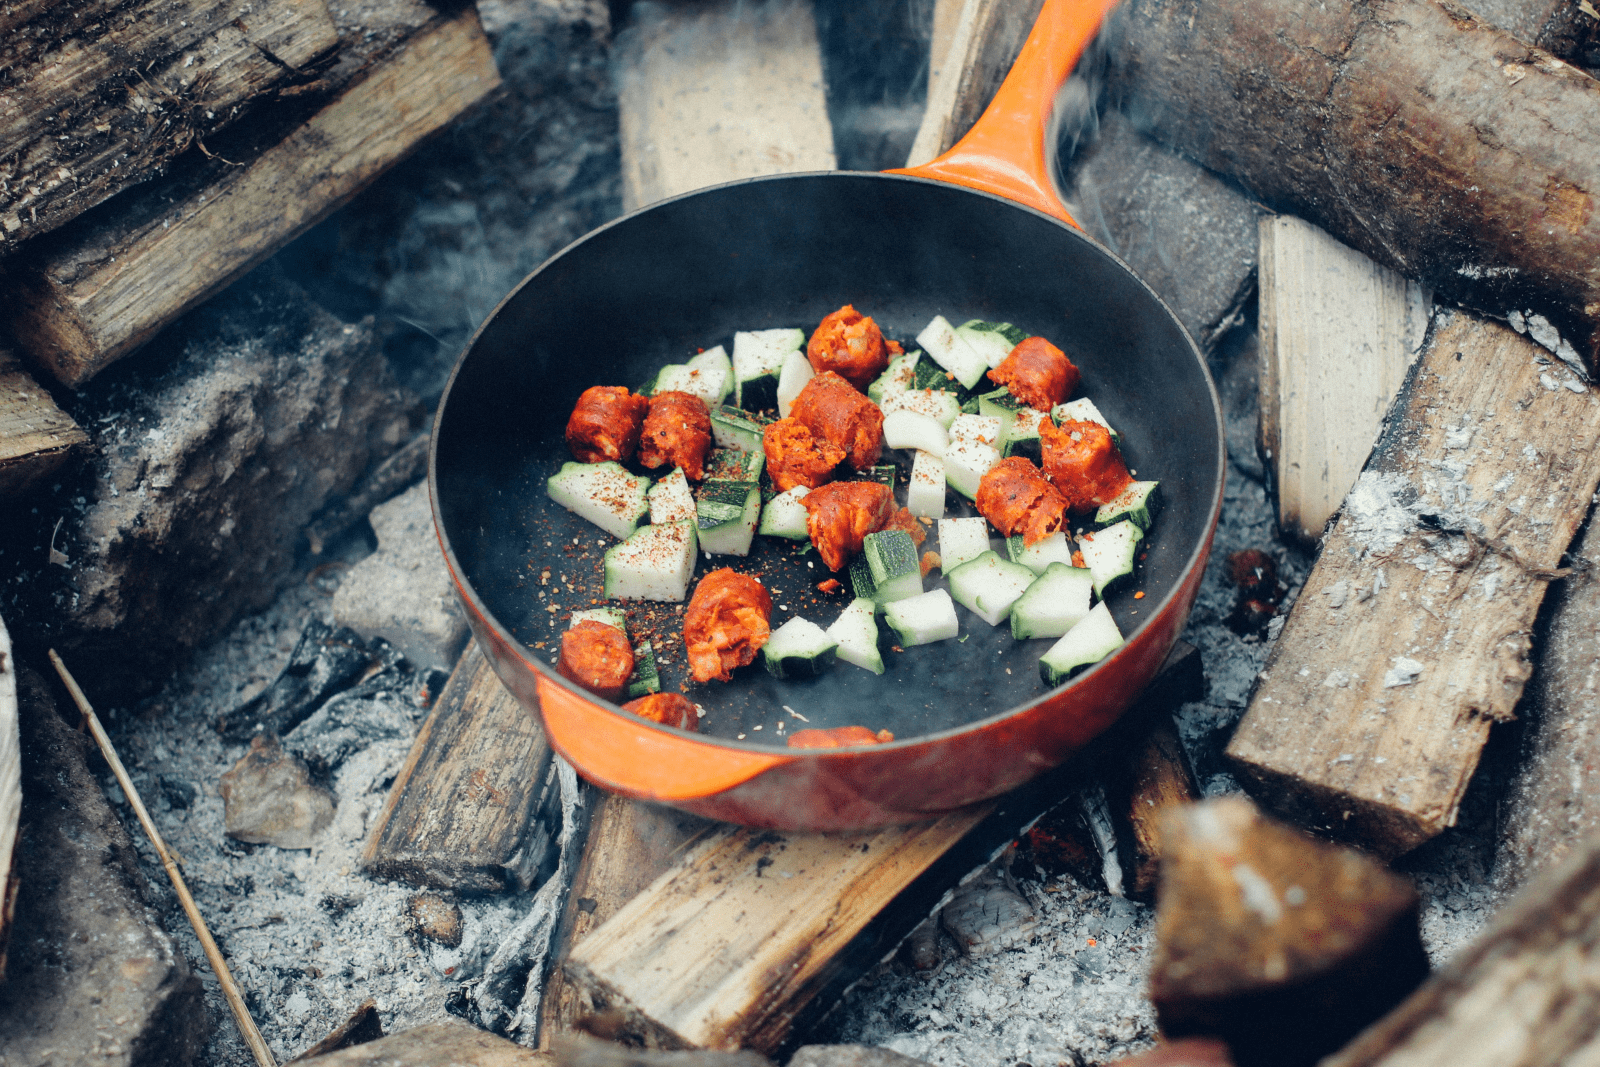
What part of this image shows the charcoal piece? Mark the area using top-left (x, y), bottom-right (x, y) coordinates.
top-left (305, 432), bottom-right (431, 555)
top-left (283, 688), bottom-right (426, 774)
top-left (290, 997), bottom-right (384, 1062)
top-left (218, 621), bottom-right (384, 741)
top-left (158, 774), bottom-right (198, 810)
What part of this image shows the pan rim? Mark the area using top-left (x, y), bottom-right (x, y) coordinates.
top-left (430, 170), bottom-right (1227, 756)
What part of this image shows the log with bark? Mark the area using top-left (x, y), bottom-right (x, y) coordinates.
top-left (298, 1018), bottom-right (552, 1067)
top-left (0, 0), bottom-right (339, 249)
top-left (1227, 310), bottom-right (1600, 857)
top-left (1107, 0), bottom-right (1600, 370)
top-left (1321, 829), bottom-right (1600, 1067)
top-left (5, 0), bottom-right (501, 387)
top-left (0, 347), bottom-right (87, 498)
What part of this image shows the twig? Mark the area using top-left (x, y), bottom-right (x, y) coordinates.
top-left (49, 650), bottom-right (278, 1067)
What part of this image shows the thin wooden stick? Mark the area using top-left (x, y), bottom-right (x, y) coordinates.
top-left (49, 649), bottom-right (278, 1067)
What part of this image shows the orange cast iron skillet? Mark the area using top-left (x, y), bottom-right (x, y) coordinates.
top-left (430, 0), bottom-right (1225, 830)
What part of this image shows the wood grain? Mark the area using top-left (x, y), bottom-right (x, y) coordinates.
top-left (1117, 713), bottom-right (1200, 901)
top-left (1458, 0), bottom-right (1600, 62)
top-left (905, 0), bottom-right (1043, 166)
top-left (0, 615), bottom-right (17, 982)
top-left (0, 348), bottom-right (87, 498)
top-left (1109, 0), bottom-right (1600, 369)
top-left (8, 4), bottom-right (499, 387)
top-left (613, 0), bottom-right (835, 213)
top-left (1227, 310), bottom-right (1600, 856)
top-left (298, 1019), bottom-right (552, 1067)
top-left (0, 0), bottom-right (338, 248)
top-left (362, 641), bottom-right (556, 893)
top-left (1322, 831), bottom-right (1600, 1067)
top-left (1257, 215), bottom-right (1431, 545)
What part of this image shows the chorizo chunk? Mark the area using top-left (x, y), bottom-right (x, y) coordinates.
top-left (988, 336), bottom-right (1080, 411)
top-left (791, 371), bottom-right (884, 472)
top-left (801, 480), bottom-right (896, 572)
top-left (565, 386), bottom-right (649, 464)
top-left (621, 692), bottom-right (699, 730)
top-left (807, 305), bottom-right (891, 391)
top-left (683, 568), bottom-right (773, 683)
top-left (786, 725), bottom-right (894, 748)
top-left (763, 417), bottom-right (846, 492)
top-left (1040, 418), bottom-right (1133, 513)
top-left (976, 456), bottom-right (1068, 546)
top-left (637, 390), bottom-right (712, 480)
top-left (557, 620), bottom-right (635, 701)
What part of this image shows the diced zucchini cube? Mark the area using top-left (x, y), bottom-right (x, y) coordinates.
top-left (776, 348), bottom-right (814, 417)
top-left (546, 461), bottom-right (651, 541)
top-left (917, 315), bottom-right (988, 389)
top-left (977, 387), bottom-right (1026, 435)
top-left (696, 480), bottom-right (761, 557)
top-left (704, 447), bottom-right (764, 482)
top-left (733, 328), bottom-right (803, 410)
top-left (647, 467), bottom-right (695, 525)
top-left (762, 616), bottom-right (839, 679)
top-left (1010, 563), bottom-right (1094, 640)
top-left (863, 529), bottom-right (922, 603)
top-left (912, 356), bottom-right (962, 394)
top-left (827, 598), bottom-right (884, 674)
top-left (946, 550), bottom-right (1038, 627)
top-left (943, 437), bottom-right (1000, 499)
top-left (949, 413), bottom-right (1004, 448)
top-left (848, 553), bottom-right (880, 602)
top-left (1038, 602), bottom-right (1124, 686)
top-left (627, 640), bottom-right (661, 698)
top-left (957, 320), bottom-right (1026, 367)
top-left (907, 450), bottom-right (946, 519)
top-left (757, 485), bottom-right (810, 539)
top-left (882, 409), bottom-right (949, 456)
top-left (569, 607), bottom-right (626, 632)
top-left (1079, 519), bottom-right (1143, 597)
top-left (883, 589), bottom-right (960, 646)
top-left (653, 346), bottom-right (731, 409)
top-left (1005, 531), bottom-right (1075, 576)
top-left (1094, 480), bottom-right (1161, 532)
top-left (1052, 397), bottom-right (1118, 441)
top-left (867, 350), bottom-right (921, 404)
top-left (710, 406), bottom-right (768, 452)
top-left (938, 516), bottom-right (991, 573)
top-left (880, 388), bottom-right (962, 429)
top-left (603, 521), bottom-right (697, 601)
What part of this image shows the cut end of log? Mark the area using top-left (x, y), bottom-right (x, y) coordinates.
top-left (1150, 797), bottom-right (1428, 1067)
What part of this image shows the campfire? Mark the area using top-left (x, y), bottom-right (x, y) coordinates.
top-left (2, 1), bottom-right (1598, 1066)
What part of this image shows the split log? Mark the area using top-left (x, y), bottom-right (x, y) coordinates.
top-left (0, 0), bottom-right (338, 248)
top-left (1257, 216), bottom-right (1431, 545)
top-left (0, 347), bottom-right (86, 498)
top-left (613, 0), bottom-right (836, 213)
top-left (1321, 830), bottom-right (1600, 1067)
top-left (0, 615), bottom-right (17, 982)
top-left (1227, 310), bottom-right (1600, 857)
top-left (297, 1018), bottom-right (551, 1067)
top-left (1150, 797), bottom-right (1429, 1067)
top-left (1113, 711), bottom-right (1201, 901)
top-left (6, 3), bottom-right (500, 387)
top-left (1492, 511), bottom-right (1600, 896)
top-left (362, 640), bottom-right (557, 893)
top-left (1108, 0), bottom-right (1600, 369)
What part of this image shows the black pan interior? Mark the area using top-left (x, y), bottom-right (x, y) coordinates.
top-left (434, 173), bottom-right (1223, 747)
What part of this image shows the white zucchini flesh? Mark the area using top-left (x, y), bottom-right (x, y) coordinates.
top-left (1095, 480), bottom-right (1161, 531)
top-left (956, 323), bottom-right (1017, 369)
top-left (916, 315), bottom-right (988, 389)
top-left (1007, 531), bottom-right (1075, 575)
top-left (945, 550), bottom-right (1038, 627)
top-left (907, 450), bottom-right (946, 519)
top-left (569, 607), bottom-right (627, 632)
top-left (867, 351), bottom-right (921, 404)
top-left (762, 616), bottom-right (838, 679)
top-left (776, 348), bottom-right (815, 417)
top-left (1038, 602), bottom-right (1124, 685)
top-left (826, 598), bottom-right (884, 674)
top-left (1052, 397), bottom-right (1117, 438)
top-left (948, 413), bottom-right (1004, 448)
top-left (1079, 519), bottom-right (1143, 597)
top-left (1009, 563), bottom-right (1094, 640)
top-left (697, 483), bottom-right (761, 557)
top-left (603, 521), bottom-right (697, 602)
top-left (733, 329), bottom-right (803, 408)
top-left (757, 485), bottom-right (810, 539)
top-left (655, 345), bottom-right (731, 408)
top-left (938, 516), bottom-right (991, 573)
top-left (882, 410), bottom-right (949, 456)
top-left (647, 467), bottom-right (696, 525)
top-left (546, 461), bottom-right (651, 541)
top-left (879, 388), bottom-right (962, 429)
top-left (943, 437), bottom-right (1000, 499)
top-left (883, 589), bottom-right (960, 646)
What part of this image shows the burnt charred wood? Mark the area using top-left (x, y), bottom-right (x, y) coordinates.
top-left (217, 620), bottom-right (393, 742)
top-left (1111, 713), bottom-right (1201, 901)
top-left (306, 433), bottom-right (431, 556)
top-left (1464, 0), bottom-right (1600, 65)
top-left (290, 998), bottom-right (384, 1062)
top-left (0, 348), bottom-right (87, 499)
top-left (1322, 830), bottom-right (1600, 1067)
top-left (1150, 797), bottom-right (1429, 1067)
top-left (296, 1018), bottom-right (548, 1067)
top-left (1108, 0), bottom-right (1600, 370)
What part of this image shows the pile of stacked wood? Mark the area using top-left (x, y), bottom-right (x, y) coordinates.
top-left (0, 0), bottom-right (502, 496)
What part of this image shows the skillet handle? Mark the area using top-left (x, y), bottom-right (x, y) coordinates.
top-left (889, 0), bottom-right (1119, 226)
top-left (535, 674), bottom-right (795, 801)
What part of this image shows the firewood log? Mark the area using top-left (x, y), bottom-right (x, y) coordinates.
top-left (1107, 0), bottom-right (1600, 370)
top-left (0, 348), bottom-right (86, 498)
